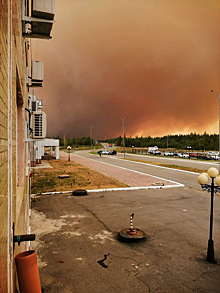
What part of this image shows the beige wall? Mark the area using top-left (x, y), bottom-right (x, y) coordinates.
top-left (0, 1), bottom-right (30, 292)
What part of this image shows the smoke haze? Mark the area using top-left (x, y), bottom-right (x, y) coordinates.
top-left (33, 0), bottom-right (220, 139)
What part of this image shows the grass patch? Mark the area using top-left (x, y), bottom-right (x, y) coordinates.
top-left (90, 151), bottom-right (99, 155)
top-left (122, 158), bottom-right (206, 173)
top-left (31, 160), bottom-right (127, 194)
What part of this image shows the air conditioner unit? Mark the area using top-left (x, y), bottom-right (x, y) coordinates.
top-left (32, 111), bottom-right (47, 138)
top-left (22, 0), bottom-right (55, 39)
top-left (31, 61), bottom-right (44, 86)
top-left (32, 0), bottom-right (55, 20)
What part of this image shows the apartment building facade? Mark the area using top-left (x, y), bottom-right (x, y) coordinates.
top-left (0, 0), bottom-right (55, 291)
top-left (0, 0), bottom-right (30, 291)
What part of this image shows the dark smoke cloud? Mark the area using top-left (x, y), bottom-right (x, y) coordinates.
top-left (33, 0), bottom-right (220, 139)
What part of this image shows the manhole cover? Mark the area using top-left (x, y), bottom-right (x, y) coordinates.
top-left (118, 228), bottom-right (145, 242)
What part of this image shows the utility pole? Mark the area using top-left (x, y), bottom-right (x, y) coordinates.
top-left (89, 126), bottom-right (94, 152)
top-left (118, 117), bottom-right (127, 158)
top-left (210, 90), bottom-right (220, 172)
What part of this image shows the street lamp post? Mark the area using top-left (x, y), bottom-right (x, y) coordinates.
top-left (197, 167), bottom-right (220, 263)
top-left (67, 146), bottom-right (71, 161)
top-left (118, 117), bottom-right (127, 158)
top-left (64, 134), bottom-right (66, 151)
top-left (89, 126), bottom-right (94, 152)
top-left (210, 89), bottom-right (220, 172)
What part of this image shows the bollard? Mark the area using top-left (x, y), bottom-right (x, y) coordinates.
top-left (118, 213), bottom-right (145, 242)
top-left (127, 213), bottom-right (137, 235)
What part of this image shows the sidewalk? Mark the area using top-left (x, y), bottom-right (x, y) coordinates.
top-left (59, 151), bottom-right (181, 189)
top-left (33, 160), bottom-right (52, 169)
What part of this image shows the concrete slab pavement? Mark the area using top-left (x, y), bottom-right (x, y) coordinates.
top-left (59, 151), bottom-right (183, 191)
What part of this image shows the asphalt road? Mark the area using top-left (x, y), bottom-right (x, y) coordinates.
top-left (101, 143), bottom-right (219, 171)
top-left (118, 152), bottom-right (219, 171)
top-left (73, 151), bottom-right (212, 190)
top-left (30, 150), bottom-right (220, 293)
top-left (32, 188), bottom-right (220, 293)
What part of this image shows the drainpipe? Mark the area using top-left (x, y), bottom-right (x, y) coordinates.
top-left (8, 0), bottom-right (13, 291)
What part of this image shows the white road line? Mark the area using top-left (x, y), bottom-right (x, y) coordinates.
top-left (108, 156), bottom-right (200, 175)
top-left (87, 151), bottom-right (199, 175)
top-left (118, 152), bottom-right (218, 166)
top-left (31, 184), bottom-right (183, 197)
top-left (73, 153), bottom-right (184, 187)
top-left (87, 185), bottom-right (184, 192)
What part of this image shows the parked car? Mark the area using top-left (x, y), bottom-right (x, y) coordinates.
top-left (164, 151), bottom-right (174, 156)
top-left (189, 153), bottom-right (197, 158)
top-left (178, 152), bottom-right (189, 158)
top-left (210, 154), bottom-right (219, 160)
top-left (152, 150), bottom-right (161, 155)
top-left (101, 150), bottom-right (111, 155)
top-left (108, 150), bottom-right (117, 155)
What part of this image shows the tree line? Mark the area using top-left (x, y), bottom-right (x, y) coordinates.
top-left (56, 136), bottom-right (92, 148)
top-left (55, 132), bottom-right (218, 151)
top-left (106, 132), bottom-right (218, 151)
top-left (56, 136), bottom-right (102, 149)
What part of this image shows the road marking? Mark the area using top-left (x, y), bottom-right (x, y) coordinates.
top-left (73, 153), bottom-right (184, 187)
top-left (86, 151), bottom-right (199, 175)
top-left (31, 183), bottom-right (184, 197)
top-left (108, 156), bottom-right (200, 175)
top-left (117, 152), bottom-right (218, 166)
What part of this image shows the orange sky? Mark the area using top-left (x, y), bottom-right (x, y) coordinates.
top-left (33, 0), bottom-right (220, 139)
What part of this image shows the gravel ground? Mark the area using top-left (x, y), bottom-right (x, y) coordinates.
top-left (60, 151), bottom-right (178, 188)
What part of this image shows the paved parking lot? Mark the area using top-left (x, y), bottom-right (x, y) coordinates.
top-left (31, 154), bottom-right (220, 292)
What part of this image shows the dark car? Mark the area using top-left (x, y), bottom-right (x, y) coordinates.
top-left (153, 150), bottom-right (161, 155)
top-left (109, 150), bottom-right (117, 155)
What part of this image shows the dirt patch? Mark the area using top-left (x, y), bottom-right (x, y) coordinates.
top-left (31, 160), bottom-right (127, 194)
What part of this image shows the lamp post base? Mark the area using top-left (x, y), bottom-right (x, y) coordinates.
top-left (207, 239), bottom-right (215, 263)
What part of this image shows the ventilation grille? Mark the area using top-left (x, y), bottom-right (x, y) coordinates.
top-left (34, 113), bottom-right (43, 137)
top-left (32, 111), bottom-right (46, 138)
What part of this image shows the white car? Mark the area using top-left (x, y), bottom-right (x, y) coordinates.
top-left (164, 151), bottom-right (174, 156)
top-left (101, 150), bottom-right (111, 155)
top-left (211, 154), bottom-right (219, 160)
top-left (178, 153), bottom-right (189, 158)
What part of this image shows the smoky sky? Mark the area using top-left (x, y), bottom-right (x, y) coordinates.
top-left (32, 0), bottom-right (220, 139)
